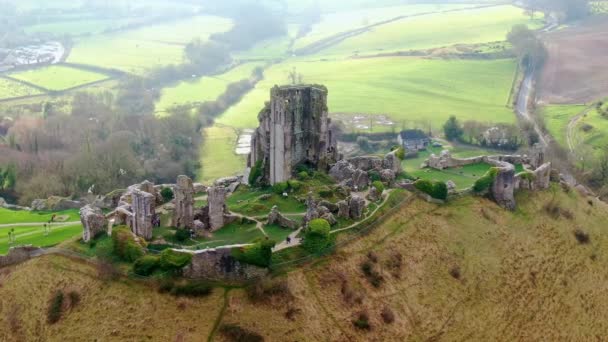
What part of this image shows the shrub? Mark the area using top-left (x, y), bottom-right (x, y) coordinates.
top-left (174, 228), bottom-right (190, 242)
top-left (391, 146), bottom-right (406, 160)
top-left (133, 255), bottom-right (160, 276)
top-left (288, 179), bottom-right (301, 191)
top-left (232, 239), bottom-right (276, 267)
top-left (249, 160), bottom-right (263, 186)
top-left (473, 168), bottom-right (499, 193)
top-left (517, 171), bottom-right (536, 182)
top-left (360, 260), bottom-right (384, 287)
top-left (161, 187), bottom-right (174, 203)
top-left (574, 229), bottom-right (590, 244)
top-left (372, 181), bottom-right (385, 193)
top-left (449, 266), bottom-right (461, 279)
top-left (47, 291), bottom-right (64, 324)
top-left (67, 291), bottom-right (81, 309)
top-left (368, 170), bottom-right (381, 182)
top-left (111, 226), bottom-right (144, 262)
top-left (302, 219), bottom-right (331, 253)
top-left (297, 171), bottom-right (309, 180)
top-left (318, 186), bottom-right (333, 198)
top-left (159, 249), bottom-right (192, 271)
top-left (272, 181), bottom-right (288, 194)
top-left (220, 324), bottom-right (264, 342)
top-left (170, 282), bottom-right (213, 297)
top-left (414, 179), bottom-right (448, 200)
top-left (97, 260), bottom-right (120, 281)
top-left (247, 278), bottom-right (292, 303)
top-left (353, 312), bottom-right (371, 330)
top-left (381, 306), bottom-right (395, 324)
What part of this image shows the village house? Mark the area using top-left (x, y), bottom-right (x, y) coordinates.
top-left (397, 129), bottom-right (431, 151)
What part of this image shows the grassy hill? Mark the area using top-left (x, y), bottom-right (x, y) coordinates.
top-left (2, 188), bottom-right (607, 340)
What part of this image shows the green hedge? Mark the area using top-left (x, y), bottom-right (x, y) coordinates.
top-left (302, 219), bottom-right (331, 253)
top-left (517, 171), bottom-right (535, 182)
top-left (232, 239), bottom-right (276, 267)
top-left (249, 159), bottom-right (263, 186)
top-left (159, 249), bottom-right (192, 271)
top-left (372, 181), bottom-right (385, 193)
top-left (391, 146), bottom-right (406, 160)
top-left (473, 167), bottom-right (499, 193)
top-left (111, 226), bottom-right (145, 262)
top-left (133, 255), bottom-right (160, 276)
top-left (272, 182), bottom-right (288, 194)
top-left (288, 179), bottom-right (302, 191)
top-left (160, 187), bottom-right (174, 203)
top-left (368, 170), bottom-right (381, 182)
top-left (414, 179), bottom-right (448, 200)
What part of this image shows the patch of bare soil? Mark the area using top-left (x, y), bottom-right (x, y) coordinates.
top-left (539, 16), bottom-right (608, 104)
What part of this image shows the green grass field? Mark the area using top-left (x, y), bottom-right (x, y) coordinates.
top-left (24, 18), bottom-right (135, 35)
top-left (67, 15), bottom-right (232, 73)
top-left (0, 208), bottom-right (80, 224)
top-left (156, 62), bottom-right (262, 115)
top-left (227, 186), bottom-right (306, 217)
top-left (317, 5), bottom-right (543, 57)
top-left (0, 78), bottom-right (43, 99)
top-left (0, 223), bottom-right (81, 254)
top-left (574, 103), bottom-right (608, 154)
top-left (293, 3), bottom-right (475, 50)
top-left (539, 105), bottom-right (587, 149)
top-left (217, 57), bottom-right (517, 130)
top-left (9, 65), bottom-right (109, 91)
top-left (186, 222), bottom-right (264, 249)
top-left (198, 125), bottom-right (247, 183)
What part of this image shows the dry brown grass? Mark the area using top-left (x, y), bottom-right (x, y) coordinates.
top-left (0, 255), bottom-right (224, 341)
top-left (2, 189), bottom-right (608, 341)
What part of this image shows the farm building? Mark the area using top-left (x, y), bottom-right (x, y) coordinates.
top-left (397, 129), bottom-right (431, 151)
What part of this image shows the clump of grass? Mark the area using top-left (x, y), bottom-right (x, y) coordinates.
top-left (246, 278), bottom-right (292, 303)
top-left (381, 306), bottom-right (395, 324)
top-left (360, 253), bottom-right (384, 287)
top-left (449, 266), bottom-right (461, 280)
top-left (574, 229), bottom-right (590, 244)
top-left (67, 291), bottom-right (81, 309)
top-left (385, 251), bottom-right (403, 278)
top-left (97, 260), bottom-right (120, 281)
top-left (284, 307), bottom-right (301, 321)
top-left (544, 200), bottom-right (574, 220)
top-left (47, 291), bottom-right (64, 324)
top-left (220, 324), bottom-right (264, 342)
top-left (353, 311), bottom-right (372, 330)
top-left (158, 280), bottom-right (213, 297)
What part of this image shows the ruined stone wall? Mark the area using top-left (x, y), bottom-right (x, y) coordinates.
top-left (172, 175), bottom-right (194, 229)
top-left (249, 85), bottom-right (338, 185)
top-left (0, 246), bottom-right (40, 268)
top-left (490, 161), bottom-right (516, 210)
top-left (80, 205), bottom-right (107, 243)
top-left (425, 150), bottom-right (527, 170)
top-left (130, 189), bottom-right (154, 240)
top-left (181, 246), bottom-right (268, 281)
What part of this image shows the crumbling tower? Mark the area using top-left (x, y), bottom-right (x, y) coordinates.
top-left (248, 85), bottom-right (338, 185)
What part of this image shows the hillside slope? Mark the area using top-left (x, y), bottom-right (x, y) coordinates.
top-left (1, 188), bottom-right (608, 341)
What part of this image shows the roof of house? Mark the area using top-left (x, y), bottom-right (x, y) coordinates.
top-left (399, 129), bottom-right (429, 140)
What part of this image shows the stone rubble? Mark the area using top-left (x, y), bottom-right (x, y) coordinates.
top-left (267, 205), bottom-right (299, 230)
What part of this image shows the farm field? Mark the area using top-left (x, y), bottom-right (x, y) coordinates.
top-left (314, 5), bottom-right (542, 57)
top-left (198, 125), bottom-right (247, 183)
top-left (573, 103), bottom-right (608, 154)
top-left (9, 65), bottom-right (110, 91)
top-left (217, 57), bottom-right (518, 130)
top-left (293, 3), bottom-right (475, 50)
top-left (67, 15), bottom-right (232, 73)
top-left (24, 18), bottom-right (134, 35)
top-left (539, 105), bottom-right (587, 149)
top-left (0, 223), bottom-right (82, 254)
top-left (539, 17), bottom-right (608, 104)
top-left (0, 77), bottom-right (43, 99)
top-left (155, 62), bottom-right (262, 115)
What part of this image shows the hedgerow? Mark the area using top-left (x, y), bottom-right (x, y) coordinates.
top-left (414, 179), bottom-right (448, 200)
top-left (133, 255), bottom-right (160, 276)
top-left (111, 226), bottom-right (145, 262)
top-left (473, 167), bottom-right (499, 193)
top-left (159, 249), bottom-right (192, 271)
top-left (232, 239), bottom-right (276, 267)
top-left (302, 219), bottom-right (331, 253)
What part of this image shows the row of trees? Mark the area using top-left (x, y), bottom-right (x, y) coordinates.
top-left (443, 116), bottom-right (524, 150)
top-left (523, 0), bottom-right (590, 21)
top-left (507, 25), bottom-right (547, 70)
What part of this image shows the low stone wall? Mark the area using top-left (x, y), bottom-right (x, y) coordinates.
top-left (180, 245), bottom-right (268, 281)
top-left (0, 246), bottom-right (41, 268)
top-left (424, 150), bottom-right (527, 170)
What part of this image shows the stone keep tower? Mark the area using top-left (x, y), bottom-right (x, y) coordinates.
top-left (249, 85), bottom-right (338, 185)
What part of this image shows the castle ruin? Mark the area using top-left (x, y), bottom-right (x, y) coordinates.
top-left (248, 85), bottom-right (339, 185)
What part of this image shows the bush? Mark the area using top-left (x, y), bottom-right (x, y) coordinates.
top-left (353, 312), bottom-right (371, 330)
top-left (232, 239), bottom-right (276, 267)
top-left (517, 171), bottom-right (535, 182)
top-left (174, 228), bottom-right (190, 242)
top-left (67, 291), bottom-right (81, 309)
top-left (297, 171), bottom-right (309, 180)
top-left (288, 179), bottom-right (301, 191)
top-left (272, 181), bottom-right (288, 194)
top-left (302, 219), bottom-right (331, 253)
top-left (249, 160), bottom-right (263, 186)
top-left (170, 282), bottom-right (213, 297)
top-left (391, 146), bottom-right (406, 160)
top-left (574, 229), bottom-right (590, 244)
top-left (47, 291), bottom-right (64, 324)
top-left (318, 187), bottom-right (333, 198)
top-left (414, 179), bottom-right (448, 200)
top-left (247, 278), bottom-right (292, 303)
top-left (161, 187), bottom-right (174, 203)
top-left (133, 255), bottom-right (160, 276)
top-left (372, 181), bottom-right (385, 193)
top-left (368, 170), bottom-right (381, 182)
top-left (220, 324), bottom-right (264, 342)
top-left (111, 226), bottom-right (145, 262)
top-left (381, 306), bottom-right (395, 324)
top-left (361, 260), bottom-right (384, 287)
top-left (449, 266), bottom-right (461, 279)
top-left (97, 260), bottom-right (120, 281)
top-left (159, 249), bottom-right (192, 271)
top-left (473, 168), bottom-right (499, 193)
